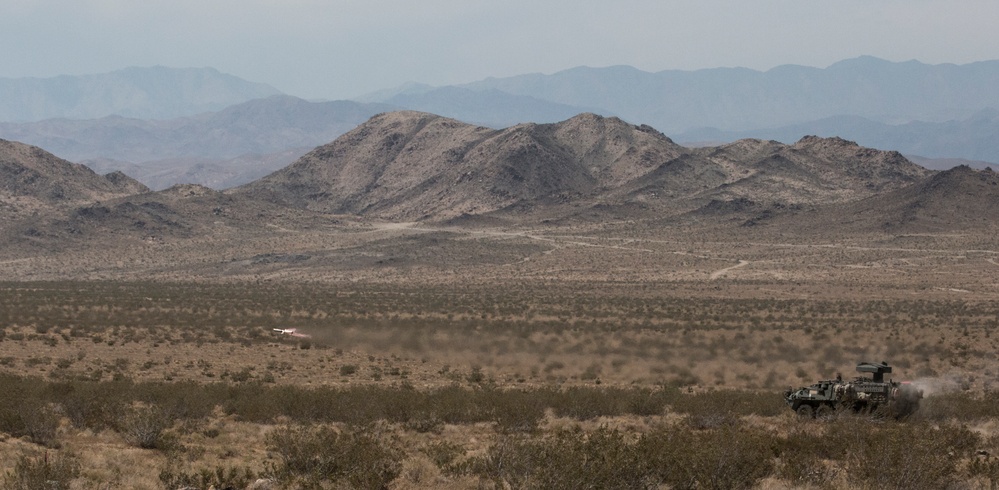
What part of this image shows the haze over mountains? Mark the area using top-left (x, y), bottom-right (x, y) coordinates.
top-left (447, 57), bottom-right (999, 130)
top-left (0, 95), bottom-right (394, 189)
top-left (368, 56), bottom-right (999, 168)
top-left (0, 57), bottom-right (997, 193)
top-left (0, 67), bottom-right (280, 122)
top-left (675, 109), bottom-right (999, 170)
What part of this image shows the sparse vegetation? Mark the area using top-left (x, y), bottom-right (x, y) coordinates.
top-left (3, 452), bottom-right (81, 490)
top-left (1, 281), bottom-right (998, 488)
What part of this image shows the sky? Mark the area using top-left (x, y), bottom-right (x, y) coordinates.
top-left (2, 0), bottom-right (998, 100)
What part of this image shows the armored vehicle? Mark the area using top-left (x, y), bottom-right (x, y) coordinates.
top-left (784, 362), bottom-right (923, 418)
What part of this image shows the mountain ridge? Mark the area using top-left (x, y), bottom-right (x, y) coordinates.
top-left (357, 57), bottom-right (999, 165)
top-left (452, 56), bottom-right (999, 132)
top-left (0, 66), bottom-right (282, 122)
top-left (675, 109), bottom-right (999, 165)
top-left (3, 57), bottom-right (998, 193)
top-left (0, 138), bottom-right (148, 223)
top-left (0, 95), bottom-right (395, 189)
top-left (236, 111), bottom-right (930, 221)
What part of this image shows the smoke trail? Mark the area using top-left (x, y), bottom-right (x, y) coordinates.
top-left (908, 374), bottom-right (968, 397)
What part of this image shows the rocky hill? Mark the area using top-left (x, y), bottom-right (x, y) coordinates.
top-left (235, 112), bottom-right (686, 220)
top-left (237, 112), bottom-right (930, 221)
top-left (849, 165), bottom-right (999, 233)
top-left (693, 136), bottom-right (928, 203)
top-left (0, 139), bottom-right (147, 223)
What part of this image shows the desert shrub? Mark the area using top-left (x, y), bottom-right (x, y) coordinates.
top-left (627, 386), bottom-right (679, 416)
top-left (837, 420), bottom-right (977, 490)
top-left (636, 425), bottom-right (775, 490)
top-left (480, 387), bottom-right (547, 433)
top-left (59, 380), bottom-right (128, 430)
top-left (683, 409), bottom-right (742, 431)
top-left (227, 367), bottom-right (253, 382)
top-left (130, 380), bottom-right (224, 421)
top-left (3, 452), bottom-right (81, 490)
top-left (471, 424), bottom-right (775, 490)
top-left (968, 455), bottom-right (999, 488)
top-left (550, 386), bottom-right (674, 420)
top-left (917, 390), bottom-right (999, 421)
top-left (580, 363), bottom-right (602, 381)
top-left (158, 461), bottom-right (256, 490)
top-left (24, 356), bottom-right (51, 367)
top-left (472, 427), bottom-right (647, 490)
top-left (403, 415), bottom-right (445, 434)
top-left (17, 401), bottom-right (62, 448)
top-left (115, 404), bottom-right (171, 449)
top-left (552, 386), bottom-right (631, 420)
top-left (422, 441), bottom-right (468, 475)
top-left (466, 366), bottom-right (485, 383)
top-left (672, 389), bottom-right (785, 417)
top-left (266, 424), bottom-right (403, 489)
top-left (0, 395), bottom-right (61, 448)
top-left (775, 428), bottom-right (839, 487)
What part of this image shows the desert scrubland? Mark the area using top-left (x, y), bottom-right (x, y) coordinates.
top-left (2, 230), bottom-right (999, 490)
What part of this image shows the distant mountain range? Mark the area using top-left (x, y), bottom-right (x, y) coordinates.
top-left (0, 67), bottom-right (281, 122)
top-left (1, 58), bottom-right (998, 193)
top-left (362, 57), bottom-right (999, 165)
top-left (447, 57), bottom-right (999, 132)
top-left (378, 86), bottom-right (605, 128)
top-left (675, 109), bottom-right (999, 169)
top-left (0, 95), bottom-right (394, 189)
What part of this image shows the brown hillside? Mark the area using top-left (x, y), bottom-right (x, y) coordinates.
top-left (729, 165), bottom-right (999, 237)
top-left (533, 134), bottom-right (932, 224)
top-left (689, 136), bottom-right (930, 206)
top-left (237, 113), bottom-right (932, 223)
top-left (0, 139), bottom-right (148, 222)
top-left (848, 165), bottom-right (999, 233)
top-left (8, 182), bottom-right (352, 251)
top-left (0, 139), bottom-right (147, 201)
top-left (235, 111), bottom-right (686, 220)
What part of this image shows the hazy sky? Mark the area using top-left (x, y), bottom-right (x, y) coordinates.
top-left (2, 0), bottom-right (998, 100)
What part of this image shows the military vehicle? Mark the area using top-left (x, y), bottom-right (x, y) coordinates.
top-left (784, 362), bottom-right (923, 418)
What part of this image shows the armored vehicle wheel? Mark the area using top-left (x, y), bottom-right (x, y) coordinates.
top-left (796, 404), bottom-right (814, 418)
top-left (815, 404), bottom-right (835, 420)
